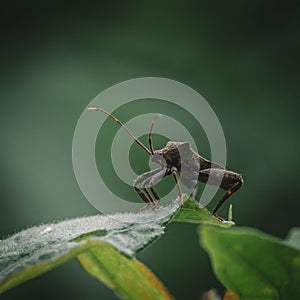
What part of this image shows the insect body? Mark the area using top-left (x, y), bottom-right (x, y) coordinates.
top-left (88, 107), bottom-right (243, 221)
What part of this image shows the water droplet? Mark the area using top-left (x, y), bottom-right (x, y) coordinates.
top-left (41, 227), bottom-right (53, 234)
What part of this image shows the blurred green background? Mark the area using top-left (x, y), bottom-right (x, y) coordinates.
top-left (1, 1), bottom-right (299, 299)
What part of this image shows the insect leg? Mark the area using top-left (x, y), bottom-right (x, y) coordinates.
top-left (171, 168), bottom-right (183, 206)
top-left (150, 187), bottom-right (160, 208)
top-left (143, 188), bottom-right (155, 204)
top-left (134, 168), bottom-right (163, 186)
top-left (141, 168), bottom-right (166, 208)
top-left (134, 168), bottom-right (165, 211)
top-left (133, 186), bottom-right (152, 211)
top-left (189, 186), bottom-right (198, 199)
top-left (212, 180), bottom-right (243, 221)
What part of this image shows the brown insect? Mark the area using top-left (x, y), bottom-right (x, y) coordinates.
top-left (88, 107), bottom-right (243, 221)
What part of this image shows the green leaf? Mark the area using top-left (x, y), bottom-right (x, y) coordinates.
top-left (78, 242), bottom-right (174, 300)
top-left (0, 200), bottom-right (180, 295)
top-left (173, 197), bottom-right (234, 228)
top-left (0, 195), bottom-right (227, 297)
top-left (199, 226), bottom-right (300, 300)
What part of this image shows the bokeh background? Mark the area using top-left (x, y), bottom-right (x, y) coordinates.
top-left (1, 1), bottom-right (300, 299)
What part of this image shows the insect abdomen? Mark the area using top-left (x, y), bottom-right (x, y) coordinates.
top-left (198, 168), bottom-right (242, 190)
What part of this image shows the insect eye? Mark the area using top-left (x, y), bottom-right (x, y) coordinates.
top-left (154, 150), bottom-right (162, 156)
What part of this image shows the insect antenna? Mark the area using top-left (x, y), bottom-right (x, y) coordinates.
top-left (88, 107), bottom-right (152, 155)
top-left (148, 114), bottom-right (160, 155)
